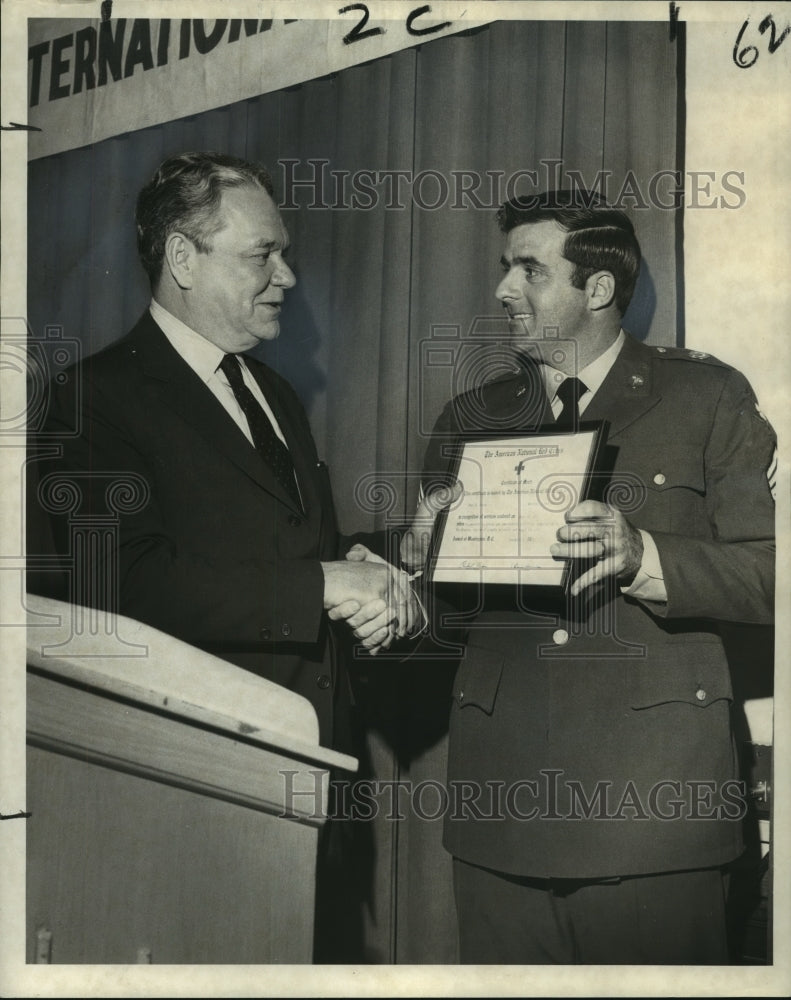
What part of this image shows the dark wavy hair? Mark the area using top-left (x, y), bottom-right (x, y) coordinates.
top-left (496, 190), bottom-right (641, 315)
top-left (135, 151), bottom-right (275, 288)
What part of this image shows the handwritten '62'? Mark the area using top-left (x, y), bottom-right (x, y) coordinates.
top-left (733, 13), bottom-right (790, 68)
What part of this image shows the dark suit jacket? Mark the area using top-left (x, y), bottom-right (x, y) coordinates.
top-left (30, 312), bottom-right (350, 745)
top-left (422, 333), bottom-right (775, 878)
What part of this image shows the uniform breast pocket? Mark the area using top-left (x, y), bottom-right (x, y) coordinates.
top-left (637, 456), bottom-right (707, 535)
top-left (452, 645), bottom-right (505, 715)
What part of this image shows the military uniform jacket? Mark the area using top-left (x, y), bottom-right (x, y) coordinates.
top-left (422, 333), bottom-right (775, 879)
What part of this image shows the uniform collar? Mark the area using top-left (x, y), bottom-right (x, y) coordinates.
top-left (540, 329), bottom-right (625, 401)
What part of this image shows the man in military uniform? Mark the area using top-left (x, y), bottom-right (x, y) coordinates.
top-left (404, 191), bottom-right (776, 963)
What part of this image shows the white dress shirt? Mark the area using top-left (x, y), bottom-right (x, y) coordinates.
top-left (150, 299), bottom-right (289, 449)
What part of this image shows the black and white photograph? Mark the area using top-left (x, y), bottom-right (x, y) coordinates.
top-left (1, 1), bottom-right (789, 996)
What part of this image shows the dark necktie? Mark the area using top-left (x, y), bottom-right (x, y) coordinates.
top-left (554, 376), bottom-right (588, 430)
top-left (219, 354), bottom-right (302, 509)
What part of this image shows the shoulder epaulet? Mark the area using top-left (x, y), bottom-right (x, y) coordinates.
top-left (650, 345), bottom-right (732, 368)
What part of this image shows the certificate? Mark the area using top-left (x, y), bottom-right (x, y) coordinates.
top-left (428, 423), bottom-right (608, 590)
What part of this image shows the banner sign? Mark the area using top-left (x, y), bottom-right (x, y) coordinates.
top-left (27, 11), bottom-right (495, 160)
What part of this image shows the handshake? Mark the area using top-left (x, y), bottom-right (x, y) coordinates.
top-left (321, 545), bottom-right (422, 656)
top-left (320, 480), bottom-right (464, 655)
top-left (320, 466), bottom-right (642, 653)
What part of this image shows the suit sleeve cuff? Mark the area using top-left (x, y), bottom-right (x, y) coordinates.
top-left (258, 559), bottom-right (325, 643)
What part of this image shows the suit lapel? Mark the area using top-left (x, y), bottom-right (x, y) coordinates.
top-left (583, 334), bottom-right (661, 438)
top-left (246, 360), bottom-right (320, 517)
top-left (479, 356), bottom-right (553, 431)
top-left (127, 314), bottom-right (302, 511)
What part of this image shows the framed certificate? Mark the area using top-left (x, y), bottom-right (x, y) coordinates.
top-left (427, 422), bottom-right (609, 592)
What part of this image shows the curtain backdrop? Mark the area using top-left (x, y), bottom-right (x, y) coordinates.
top-left (27, 20), bottom-right (681, 963)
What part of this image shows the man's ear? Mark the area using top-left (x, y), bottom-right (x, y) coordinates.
top-left (163, 232), bottom-right (196, 290)
top-left (585, 271), bottom-right (616, 312)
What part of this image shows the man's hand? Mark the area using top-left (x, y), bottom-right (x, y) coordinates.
top-left (322, 550), bottom-right (418, 654)
top-left (400, 480), bottom-right (464, 571)
top-left (550, 500), bottom-right (644, 597)
top-left (344, 543), bottom-right (424, 643)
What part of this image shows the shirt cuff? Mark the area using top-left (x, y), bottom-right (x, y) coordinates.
top-left (620, 530), bottom-right (667, 603)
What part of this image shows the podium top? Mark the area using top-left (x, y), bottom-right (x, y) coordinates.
top-left (26, 593), bottom-right (358, 773)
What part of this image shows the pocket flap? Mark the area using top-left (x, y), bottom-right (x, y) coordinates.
top-left (630, 644), bottom-right (732, 710)
top-left (452, 645), bottom-right (505, 715)
top-left (643, 455), bottom-right (705, 494)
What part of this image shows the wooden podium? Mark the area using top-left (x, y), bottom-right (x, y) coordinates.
top-left (25, 594), bottom-right (357, 965)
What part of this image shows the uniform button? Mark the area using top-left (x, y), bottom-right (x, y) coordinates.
top-left (260, 627), bottom-right (272, 640)
top-left (459, 690), bottom-right (465, 702)
top-left (552, 629), bottom-right (569, 646)
top-left (281, 623), bottom-right (292, 637)
top-left (695, 688), bottom-right (707, 701)
top-left (316, 674), bottom-right (331, 690)
top-left (656, 346), bottom-right (667, 353)
top-left (653, 472), bottom-right (666, 486)
top-left (630, 374), bottom-right (645, 388)
top-left (288, 514), bottom-right (302, 527)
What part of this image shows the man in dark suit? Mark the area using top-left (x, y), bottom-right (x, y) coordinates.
top-left (30, 150), bottom-right (422, 963)
top-left (403, 191), bottom-right (776, 963)
top-left (31, 150), bottom-right (415, 752)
